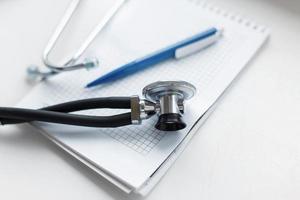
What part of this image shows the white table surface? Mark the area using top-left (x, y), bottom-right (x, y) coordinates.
top-left (0, 0), bottom-right (299, 199)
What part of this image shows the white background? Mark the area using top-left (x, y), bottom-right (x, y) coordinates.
top-left (0, 0), bottom-right (299, 199)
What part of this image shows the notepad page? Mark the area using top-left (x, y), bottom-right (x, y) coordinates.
top-left (18, 0), bottom-right (269, 191)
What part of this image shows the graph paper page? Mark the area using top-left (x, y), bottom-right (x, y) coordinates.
top-left (19, 0), bottom-right (269, 190)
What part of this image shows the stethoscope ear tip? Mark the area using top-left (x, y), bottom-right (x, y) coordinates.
top-left (26, 64), bottom-right (58, 82)
top-left (26, 57), bottom-right (100, 82)
top-left (83, 57), bottom-right (99, 70)
top-left (26, 65), bottom-right (42, 81)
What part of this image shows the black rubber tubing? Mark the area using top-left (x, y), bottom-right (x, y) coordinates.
top-left (43, 97), bottom-right (131, 112)
top-left (0, 97), bottom-right (132, 127)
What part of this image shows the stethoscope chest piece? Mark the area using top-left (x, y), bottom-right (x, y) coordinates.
top-left (143, 81), bottom-right (196, 131)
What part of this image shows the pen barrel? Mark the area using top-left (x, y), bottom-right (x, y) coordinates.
top-left (89, 50), bottom-right (174, 85)
top-left (86, 27), bottom-right (221, 87)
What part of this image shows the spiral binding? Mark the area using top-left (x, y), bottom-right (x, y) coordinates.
top-left (187, 0), bottom-right (269, 34)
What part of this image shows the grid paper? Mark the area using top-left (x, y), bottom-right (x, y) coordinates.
top-left (17, 0), bottom-right (269, 192)
top-left (108, 123), bottom-right (165, 154)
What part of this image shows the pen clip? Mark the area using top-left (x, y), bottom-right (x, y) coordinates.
top-left (175, 31), bottom-right (222, 59)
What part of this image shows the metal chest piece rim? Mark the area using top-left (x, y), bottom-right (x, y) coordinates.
top-left (142, 81), bottom-right (196, 102)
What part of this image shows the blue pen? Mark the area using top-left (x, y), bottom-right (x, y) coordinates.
top-left (86, 27), bottom-right (222, 88)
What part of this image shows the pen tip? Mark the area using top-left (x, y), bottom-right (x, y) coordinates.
top-left (85, 77), bottom-right (108, 88)
top-left (85, 83), bottom-right (94, 88)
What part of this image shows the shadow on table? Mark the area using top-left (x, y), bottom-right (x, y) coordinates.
top-left (261, 0), bottom-right (300, 14)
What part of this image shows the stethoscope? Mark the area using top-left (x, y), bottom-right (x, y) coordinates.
top-left (27, 0), bottom-right (127, 80)
top-left (0, 81), bottom-right (196, 131)
top-left (18, 1), bottom-right (197, 131)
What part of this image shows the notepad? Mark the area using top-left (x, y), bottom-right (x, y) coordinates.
top-left (18, 0), bottom-right (269, 196)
